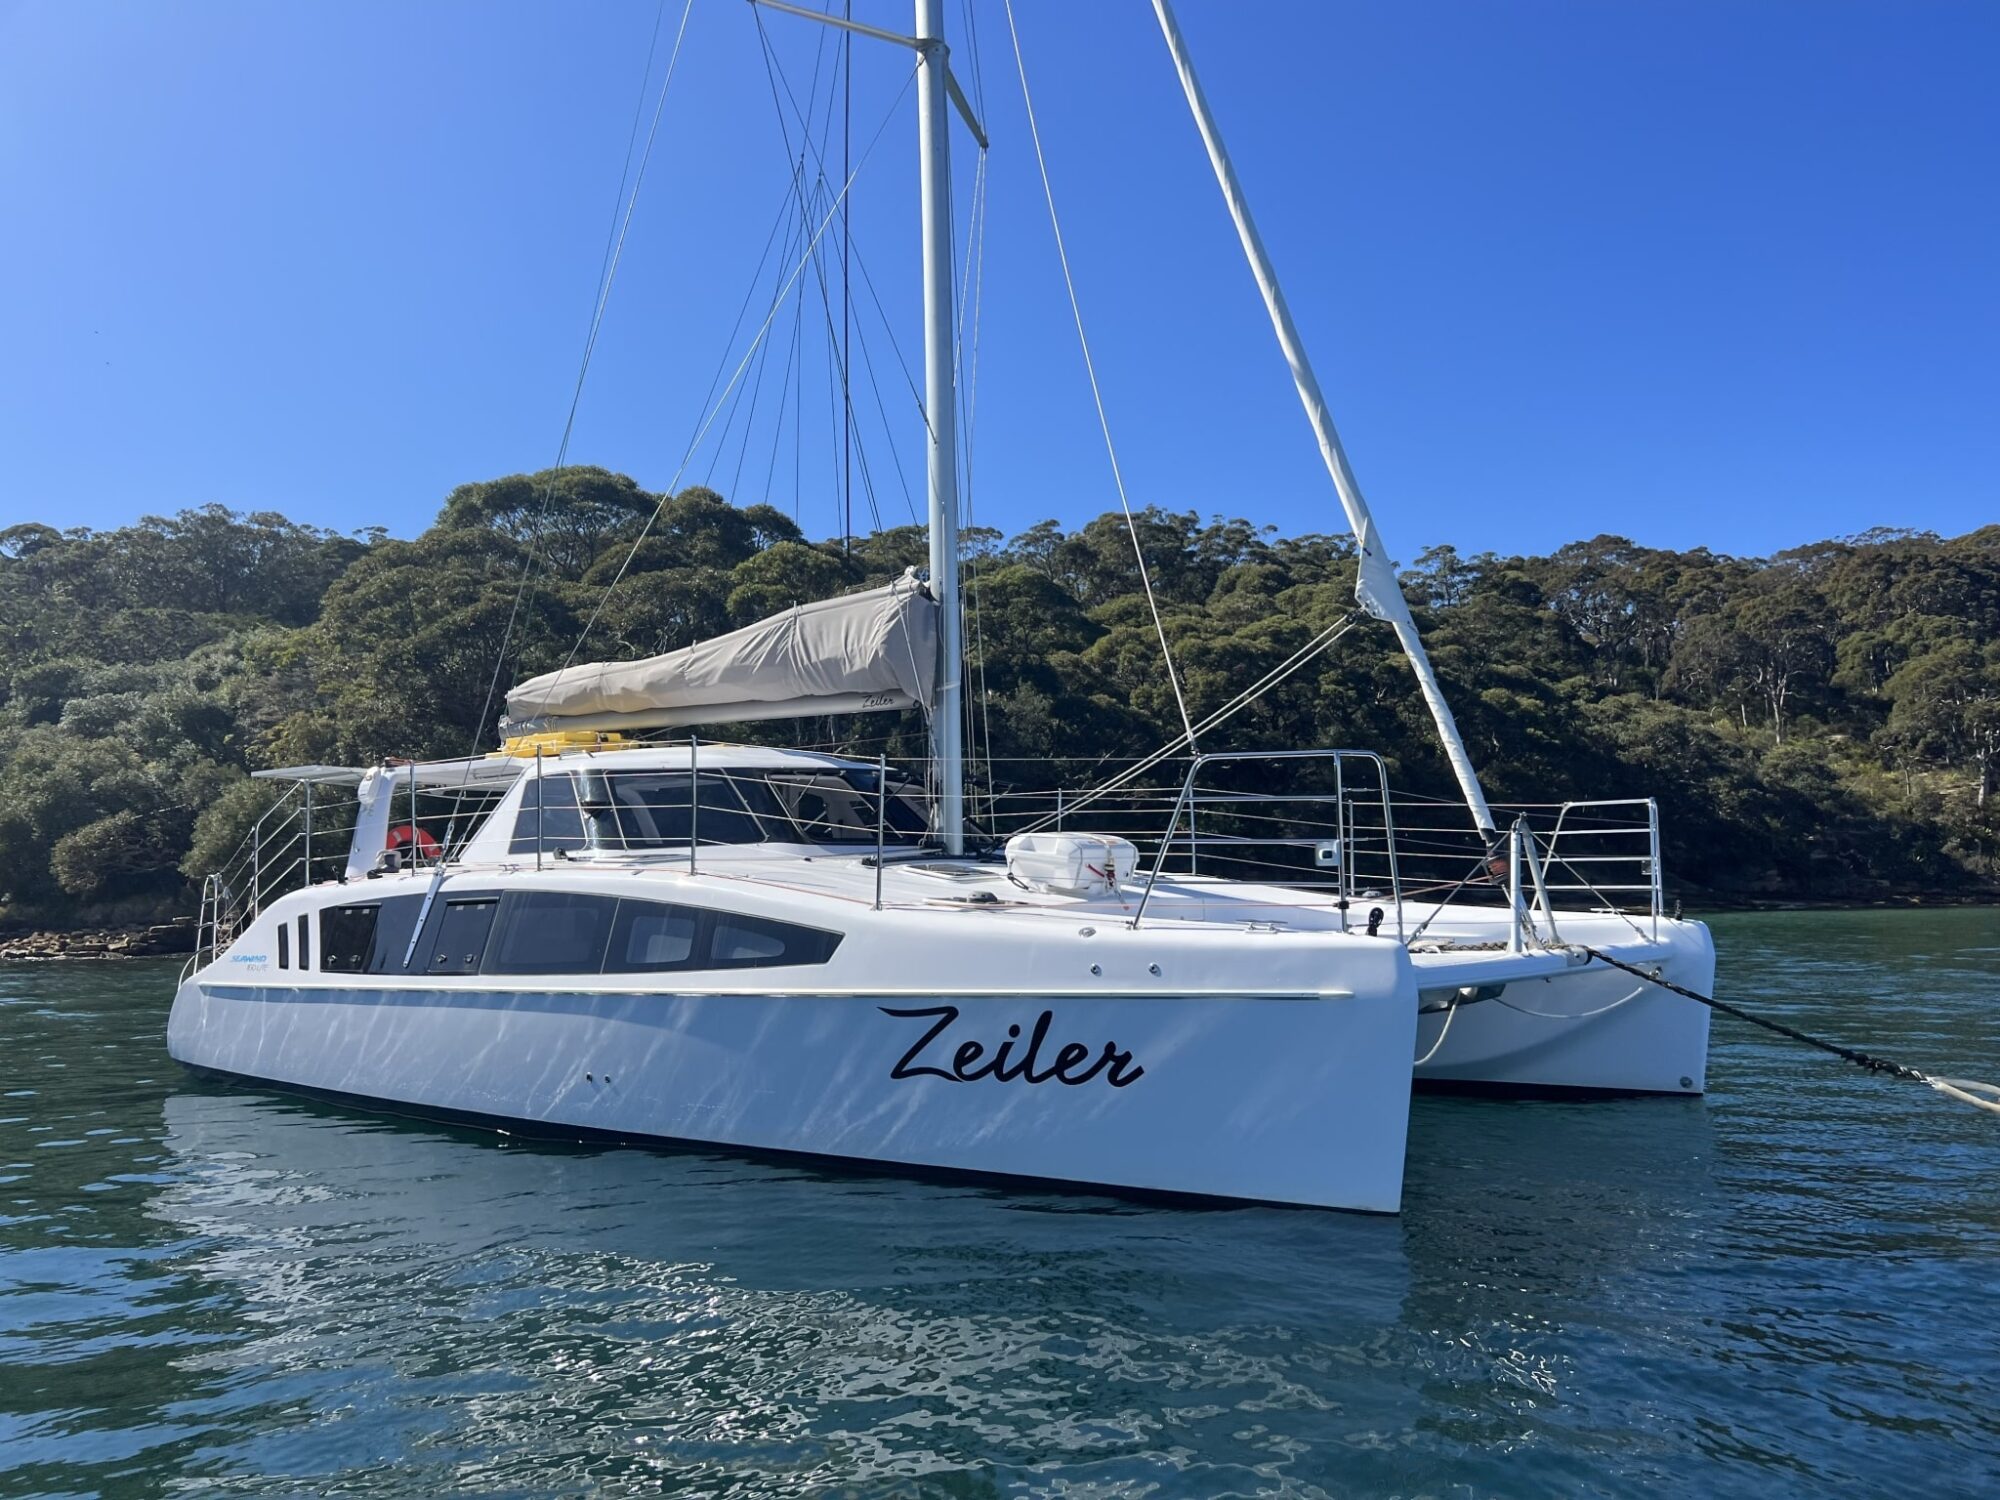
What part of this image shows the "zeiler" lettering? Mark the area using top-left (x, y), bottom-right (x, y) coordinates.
top-left (881, 1005), bottom-right (1145, 1088)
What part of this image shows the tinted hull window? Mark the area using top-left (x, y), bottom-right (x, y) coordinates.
top-left (709, 911), bottom-right (841, 969)
top-left (319, 896), bottom-right (427, 974)
top-left (484, 891), bottom-right (618, 975)
top-left (423, 898), bottom-right (499, 975)
top-left (319, 891), bottom-right (843, 979)
top-left (607, 901), bottom-right (700, 972)
top-left (363, 896), bottom-right (428, 974)
top-left (319, 904), bottom-right (378, 973)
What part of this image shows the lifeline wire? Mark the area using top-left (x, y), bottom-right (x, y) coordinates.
top-left (1001, 0), bottom-right (1196, 750)
top-left (1580, 946), bottom-right (2000, 1118)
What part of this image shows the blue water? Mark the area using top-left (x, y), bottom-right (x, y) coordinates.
top-left (3, 910), bottom-right (1996, 1497)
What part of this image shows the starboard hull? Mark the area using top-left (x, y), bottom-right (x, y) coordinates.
top-left (167, 978), bottom-right (1419, 1212)
top-left (1411, 922), bottom-right (1715, 1095)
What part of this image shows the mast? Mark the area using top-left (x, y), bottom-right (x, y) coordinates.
top-left (1149, 0), bottom-right (1497, 840)
top-left (916, 0), bottom-right (965, 852)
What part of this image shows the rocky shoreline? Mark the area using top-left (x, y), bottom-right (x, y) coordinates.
top-left (0, 919), bottom-right (198, 961)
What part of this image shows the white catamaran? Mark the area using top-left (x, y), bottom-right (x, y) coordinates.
top-left (168, 0), bottom-right (1713, 1213)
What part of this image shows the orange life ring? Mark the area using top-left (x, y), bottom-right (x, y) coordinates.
top-left (387, 824), bottom-right (442, 860)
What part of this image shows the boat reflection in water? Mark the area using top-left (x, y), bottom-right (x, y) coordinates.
top-left (150, 1079), bottom-right (1722, 1491)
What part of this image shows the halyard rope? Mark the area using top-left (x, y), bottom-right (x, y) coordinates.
top-left (1579, 946), bottom-right (2000, 1117)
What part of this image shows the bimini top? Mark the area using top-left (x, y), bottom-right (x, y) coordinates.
top-left (501, 570), bottom-right (938, 735)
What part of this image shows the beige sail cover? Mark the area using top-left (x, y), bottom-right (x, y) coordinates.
top-left (504, 571), bottom-right (937, 732)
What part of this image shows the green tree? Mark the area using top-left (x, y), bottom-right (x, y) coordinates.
top-left (1888, 642), bottom-right (2000, 808)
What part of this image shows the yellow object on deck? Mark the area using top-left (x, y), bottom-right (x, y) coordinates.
top-left (491, 729), bottom-right (636, 759)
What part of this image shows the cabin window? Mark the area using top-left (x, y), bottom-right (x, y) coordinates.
top-left (483, 891), bottom-right (617, 975)
top-left (510, 774), bottom-right (586, 855)
top-left (605, 900), bottom-right (700, 972)
top-left (320, 896), bottom-right (427, 974)
top-left (320, 904), bottom-right (380, 973)
top-left (297, 914), bottom-right (310, 969)
top-left (708, 911), bottom-right (841, 968)
top-left (763, 771), bottom-right (930, 842)
top-left (503, 766), bottom-right (937, 851)
top-left (364, 895), bottom-right (428, 974)
top-left (597, 772), bottom-right (785, 849)
top-left (423, 897), bottom-right (499, 975)
top-left (471, 893), bottom-right (843, 976)
top-left (276, 921), bottom-right (289, 969)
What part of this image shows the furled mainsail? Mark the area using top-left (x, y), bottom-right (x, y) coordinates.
top-left (502, 570), bottom-right (937, 735)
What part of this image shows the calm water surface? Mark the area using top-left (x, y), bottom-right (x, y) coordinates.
top-left (2, 910), bottom-right (1996, 1497)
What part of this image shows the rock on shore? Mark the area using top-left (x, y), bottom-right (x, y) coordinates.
top-left (0, 919), bottom-right (198, 960)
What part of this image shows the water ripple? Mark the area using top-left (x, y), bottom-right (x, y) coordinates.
top-left (2, 912), bottom-right (1997, 1497)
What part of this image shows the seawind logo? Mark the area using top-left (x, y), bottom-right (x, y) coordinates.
top-left (881, 1005), bottom-right (1144, 1088)
top-left (227, 953), bottom-right (268, 965)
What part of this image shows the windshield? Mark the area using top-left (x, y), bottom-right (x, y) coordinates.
top-left (513, 767), bottom-right (936, 853)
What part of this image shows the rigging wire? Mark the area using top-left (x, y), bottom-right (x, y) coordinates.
top-left (685, 181), bottom-right (808, 476)
top-left (759, 30), bottom-right (929, 426)
top-left (1001, 0), bottom-right (1196, 750)
top-left (750, 19), bottom-right (909, 528)
top-left (778, 224), bottom-right (808, 515)
top-left (587, 1), bottom-right (675, 343)
top-left (1018, 614), bottom-right (1364, 836)
top-left (940, 1), bottom-right (990, 808)
top-left (957, 0), bottom-right (987, 121)
top-left (842, 0), bottom-right (854, 550)
top-left (552, 59), bottom-right (920, 682)
top-left (711, 198), bottom-right (796, 494)
top-left (454, 0), bottom-right (693, 785)
top-left (726, 4), bottom-right (837, 510)
top-left (956, 153), bottom-right (997, 824)
top-left (752, 11), bottom-right (924, 521)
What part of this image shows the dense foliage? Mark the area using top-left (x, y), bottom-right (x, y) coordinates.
top-left (1, 474), bottom-right (1994, 928)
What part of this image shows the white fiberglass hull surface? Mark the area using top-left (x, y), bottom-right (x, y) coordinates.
top-left (167, 978), bottom-right (1418, 1212)
top-left (1411, 919), bottom-right (1715, 1095)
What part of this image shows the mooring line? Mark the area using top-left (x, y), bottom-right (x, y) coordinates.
top-left (1579, 945), bottom-right (2000, 1117)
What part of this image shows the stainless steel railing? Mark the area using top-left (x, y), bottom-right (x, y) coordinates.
top-left (183, 775), bottom-right (504, 978)
top-left (1126, 749), bottom-right (1401, 933)
top-left (183, 744), bottom-right (1667, 979)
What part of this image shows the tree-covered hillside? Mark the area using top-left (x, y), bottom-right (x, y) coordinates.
top-left (1, 471), bottom-right (1994, 929)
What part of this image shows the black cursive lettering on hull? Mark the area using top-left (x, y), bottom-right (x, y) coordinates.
top-left (882, 1005), bottom-right (1145, 1087)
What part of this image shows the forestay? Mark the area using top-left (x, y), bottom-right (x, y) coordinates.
top-left (503, 569), bottom-right (938, 734)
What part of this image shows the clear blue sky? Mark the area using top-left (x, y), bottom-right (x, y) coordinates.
top-left (2, 0), bottom-right (1994, 559)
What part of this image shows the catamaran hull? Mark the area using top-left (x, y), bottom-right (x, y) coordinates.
top-left (1412, 925), bottom-right (1715, 1095)
top-left (167, 979), bottom-right (1418, 1212)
